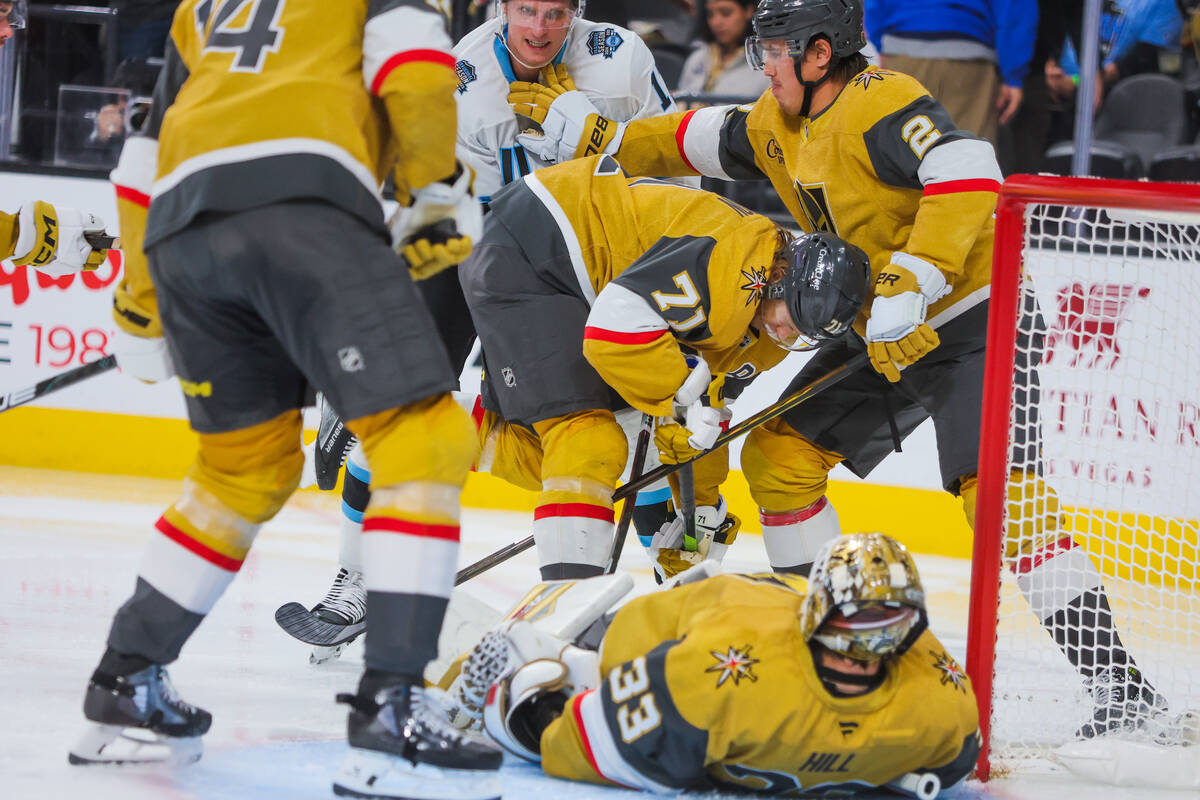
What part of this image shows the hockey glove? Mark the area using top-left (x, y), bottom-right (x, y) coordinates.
top-left (509, 64), bottom-right (625, 165)
top-left (112, 328), bottom-right (175, 384)
top-left (865, 253), bottom-right (951, 382)
top-left (647, 496), bottom-right (741, 582)
top-left (653, 357), bottom-right (727, 464)
top-left (389, 161), bottom-right (482, 281)
top-left (11, 201), bottom-right (115, 276)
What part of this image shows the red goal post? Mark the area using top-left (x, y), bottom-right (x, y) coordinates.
top-left (967, 175), bottom-right (1200, 782)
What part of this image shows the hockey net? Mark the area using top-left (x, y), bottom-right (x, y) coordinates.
top-left (968, 175), bottom-right (1200, 786)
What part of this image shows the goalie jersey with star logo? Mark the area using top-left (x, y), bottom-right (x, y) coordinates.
top-left (108, 0), bottom-right (459, 340)
top-left (489, 154), bottom-right (787, 419)
top-left (606, 66), bottom-right (1002, 338)
top-left (453, 15), bottom-right (677, 204)
top-left (539, 573), bottom-right (980, 794)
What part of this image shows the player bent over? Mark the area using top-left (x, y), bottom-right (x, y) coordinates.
top-left (68, 1), bottom-right (501, 797)
top-left (459, 154), bottom-right (869, 581)
top-left (473, 533), bottom-right (979, 795)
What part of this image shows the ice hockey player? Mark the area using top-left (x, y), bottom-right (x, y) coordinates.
top-left (0, 0), bottom-right (25, 48)
top-left (508, 0), bottom-right (1166, 739)
top-left (68, 1), bottom-right (502, 797)
top-left (460, 153), bottom-right (869, 582)
top-left (289, 0), bottom-right (687, 649)
top-left (2, 202), bottom-right (114, 275)
top-left (475, 532), bottom-right (980, 795)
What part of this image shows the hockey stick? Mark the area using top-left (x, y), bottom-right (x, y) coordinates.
top-left (453, 351), bottom-right (870, 585)
top-left (605, 413), bottom-right (653, 575)
top-left (0, 354), bottom-right (118, 413)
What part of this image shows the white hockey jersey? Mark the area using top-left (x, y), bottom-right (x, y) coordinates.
top-left (452, 16), bottom-right (678, 203)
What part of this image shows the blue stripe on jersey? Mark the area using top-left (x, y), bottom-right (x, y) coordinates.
top-left (345, 457), bottom-right (371, 485)
top-left (341, 500), bottom-right (365, 524)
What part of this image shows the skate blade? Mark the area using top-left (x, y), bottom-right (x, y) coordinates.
top-left (276, 602), bottom-right (366, 646)
top-left (68, 723), bottom-right (203, 767)
top-left (311, 641), bottom-right (350, 665)
top-left (333, 748), bottom-right (500, 800)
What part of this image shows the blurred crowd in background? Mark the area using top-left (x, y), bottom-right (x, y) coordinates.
top-left (4, 0), bottom-right (1200, 180)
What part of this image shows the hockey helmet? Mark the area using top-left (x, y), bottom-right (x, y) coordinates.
top-left (1, 0), bottom-right (27, 29)
top-left (763, 231), bottom-right (869, 351)
top-left (799, 533), bottom-right (928, 663)
top-left (745, 0), bottom-right (865, 68)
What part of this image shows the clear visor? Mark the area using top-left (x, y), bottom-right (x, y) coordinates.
top-left (814, 603), bottom-right (919, 662)
top-left (763, 324), bottom-right (821, 352)
top-left (501, 0), bottom-right (582, 30)
top-left (745, 37), bottom-right (802, 71)
top-left (2, 0), bottom-right (27, 29)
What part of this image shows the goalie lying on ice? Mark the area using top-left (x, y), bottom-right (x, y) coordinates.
top-left (471, 533), bottom-right (980, 795)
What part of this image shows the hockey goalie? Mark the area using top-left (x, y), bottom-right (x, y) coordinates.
top-left (448, 533), bottom-right (980, 797)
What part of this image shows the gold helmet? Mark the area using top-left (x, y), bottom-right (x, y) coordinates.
top-left (799, 532), bottom-right (927, 662)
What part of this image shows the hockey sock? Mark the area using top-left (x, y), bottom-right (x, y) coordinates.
top-left (1044, 590), bottom-right (1133, 677)
top-left (632, 487), bottom-right (672, 548)
top-left (761, 496), bottom-right (841, 575)
top-left (357, 667), bottom-right (423, 700)
top-left (338, 444), bottom-right (370, 573)
top-left (96, 647), bottom-right (154, 678)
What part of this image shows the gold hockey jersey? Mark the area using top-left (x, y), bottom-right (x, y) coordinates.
top-left (607, 67), bottom-right (1002, 337)
top-left (109, 0), bottom-right (459, 337)
top-left (540, 573), bottom-right (979, 794)
top-left (492, 155), bottom-right (787, 418)
top-left (1, 210), bottom-right (15, 260)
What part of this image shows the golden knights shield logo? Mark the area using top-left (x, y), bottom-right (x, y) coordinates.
top-left (794, 182), bottom-right (838, 235)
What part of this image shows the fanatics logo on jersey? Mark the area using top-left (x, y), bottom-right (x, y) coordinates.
top-left (740, 266), bottom-right (769, 306)
top-left (851, 69), bottom-right (894, 91)
top-left (338, 347), bottom-right (365, 373)
top-left (587, 28), bottom-right (624, 58)
top-left (931, 650), bottom-right (968, 693)
top-left (706, 644), bottom-right (759, 687)
top-left (455, 59), bottom-right (477, 95)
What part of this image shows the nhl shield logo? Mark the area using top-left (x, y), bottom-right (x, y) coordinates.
top-left (338, 346), bottom-right (365, 373)
top-left (587, 28), bottom-right (623, 58)
top-left (501, 366), bottom-right (517, 387)
top-left (455, 59), bottom-right (477, 94)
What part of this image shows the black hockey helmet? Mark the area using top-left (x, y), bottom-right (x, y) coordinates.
top-left (747, 0), bottom-right (865, 63)
top-left (764, 231), bottom-right (870, 351)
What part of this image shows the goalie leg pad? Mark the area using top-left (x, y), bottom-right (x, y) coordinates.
top-left (483, 658), bottom-right (571, 763)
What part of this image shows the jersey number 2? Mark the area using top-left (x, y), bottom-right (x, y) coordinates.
top-left (609, 657), bottom-right (663, 744)
top-left (197, 0), bottom-right (286, 73)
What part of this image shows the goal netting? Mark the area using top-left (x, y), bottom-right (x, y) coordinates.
top-left (967, 176), bottom-right (1200, 788)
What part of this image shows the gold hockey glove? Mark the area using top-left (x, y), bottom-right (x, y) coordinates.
top-left (864, 253), bottom-right (951, 382)
top-left (648, 498), bottom-right (741, 581)
top-left (11, 201), bottom-right (114, 276)
top-left (390, 162), bottom-right (482, 281)
top-left (509, 64), bottom-right (625, 165)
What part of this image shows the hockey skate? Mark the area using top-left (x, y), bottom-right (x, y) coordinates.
top-left (275, 567), bottom-right (367, 664)
top-left (333, 683), bottom-right (502, 800)
top-left (69, 664), bottom-right (211, 766)
top-left (1076, 665), bottom-right (1169, 739)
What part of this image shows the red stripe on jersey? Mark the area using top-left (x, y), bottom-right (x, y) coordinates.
top-left (362, 516), bottom-right (461, 542)
top-left (760, 496), bottom-right (829, 526)
top-left (154, 516), bottom-right (243, 572)
top-left (571, 692), bottom-right (608, 782)
top-left (923, 178), bottom-right (1001, 196)
top-left (371, 49), bottom-right (456, 95)
top-left (673, 110), bottom-right (699, 174)
top-left (115, 185), bottom-right (151, 208)
top-left (534, 503), bottom-right (614, 523)
top-left (470, 394), bottom-right (486, 430)
top-left (583, 326), bottom-right (668, 345)
top-left (1012, 535), bottom-right (1075, 576)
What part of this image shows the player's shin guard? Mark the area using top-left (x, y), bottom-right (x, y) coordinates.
top-left (962, 472), bottom-right (1167, 736)
top-left (531, 411), bottom-right (627, 580)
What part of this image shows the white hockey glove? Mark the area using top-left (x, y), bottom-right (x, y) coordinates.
top-left (647, 495), bottom-right (741, 582)
top-left (11, 201), bottom-right (116, 276)
top-left (111, 327), bottom-right (175, 384)
top-left (654, 357), bottom-right (727, 464)
top-left (388, 160), bottom-right (482, 281)
top-left (478, 620), bottom-right (600, 762)
top-left (865, 253), bottom-right (951, 382)
top-left (508, 64), bottom-right (626, 165)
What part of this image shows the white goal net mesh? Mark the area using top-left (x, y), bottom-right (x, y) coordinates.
top-left (988, 199), bottom-right (1200, 773)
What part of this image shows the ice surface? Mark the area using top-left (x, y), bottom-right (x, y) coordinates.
top-left (0, 466), bottom-right (1192, 800)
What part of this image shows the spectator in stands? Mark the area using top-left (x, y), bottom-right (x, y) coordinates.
top-left (1056, 0), bottom-right (1184, 87)
top-left (997, 0), bottom-right (1069, 174)
top-left (677, 0), bottom-right (768, 98)
top-left (0, 0), bottom-right (26, 47)
top-left (110, 0), bottom-right (175, 62)
top-left (865, 0), bottom-right (1037, 144)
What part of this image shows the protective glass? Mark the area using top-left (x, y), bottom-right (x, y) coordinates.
top-left (501, 0), bottom-right (583, 30)
top-left (2, 0), bottom-right (28, 29)
top-left (744, 36), bottom-right (800, 71)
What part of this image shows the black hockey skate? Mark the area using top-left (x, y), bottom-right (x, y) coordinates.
top-left (275, 567), bottom-right (367, 664)
top-left (1077, 665), bottom-right (1169, 739)
top-left (333, 682), bottom-right (502, 800)
top-left (314, 392), bottom-right (357, 491)
top-left (69, 664), bottom-right (211, 766)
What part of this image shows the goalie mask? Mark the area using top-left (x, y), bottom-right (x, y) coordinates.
top-left (800, 533), bottom-right (928, 669)
top-left (763, 231), bottom-right (870, 351)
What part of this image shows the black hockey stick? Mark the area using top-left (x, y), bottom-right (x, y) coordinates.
top-left (453, 352), bottom-right (870, 585)
top-left (0, 354), bottom-right (118, 413)
top-left (605, 413), bottom-right (654, 575)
